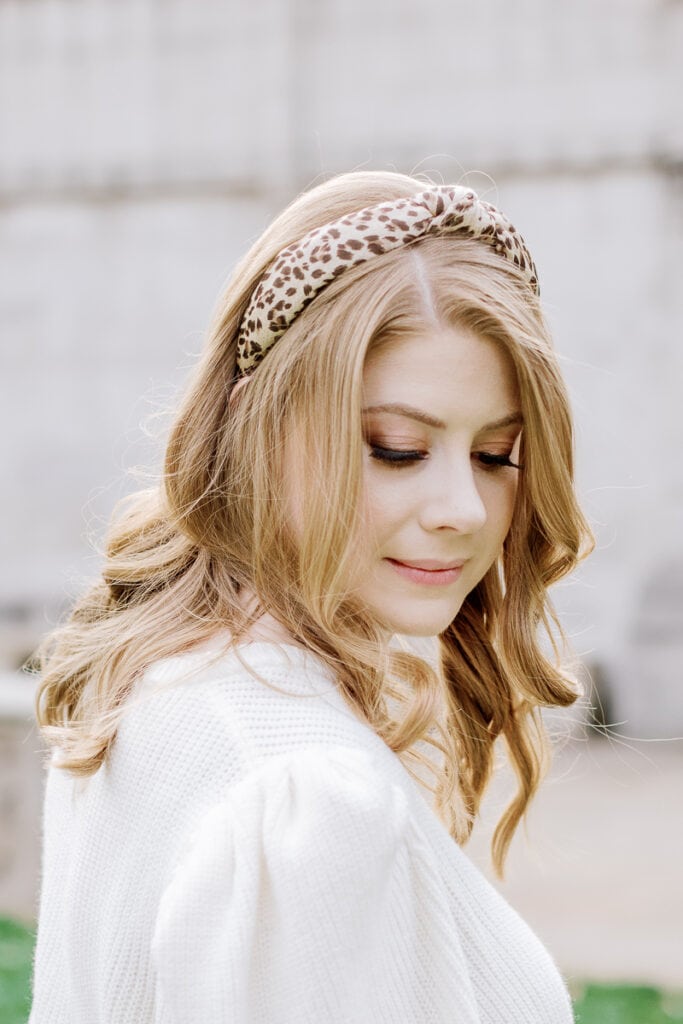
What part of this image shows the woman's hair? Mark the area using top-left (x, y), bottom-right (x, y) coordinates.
top-left (36, 170), bottom-right (593, 875)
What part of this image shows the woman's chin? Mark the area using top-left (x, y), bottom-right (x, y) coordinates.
top-left (378, 601), bottom-right (465, 639)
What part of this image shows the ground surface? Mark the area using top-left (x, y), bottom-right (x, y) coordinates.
top-left (466, 734), bottom-right (683, 988)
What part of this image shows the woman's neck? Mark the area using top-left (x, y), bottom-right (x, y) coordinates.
top-left (235, 587), bottom-right (303, 647)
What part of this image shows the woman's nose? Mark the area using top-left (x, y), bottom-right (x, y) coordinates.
top-left (418, 461), bottom-right (488, 535)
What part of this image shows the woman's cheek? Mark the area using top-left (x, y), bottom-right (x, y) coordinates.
top-left (481, 472), bottom-right (518, 539)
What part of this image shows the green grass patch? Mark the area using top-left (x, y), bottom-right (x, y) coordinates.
top-left (573, 983), bottom-right (683, 1024)
top-left (0, 917), bottom-right (34, 1024)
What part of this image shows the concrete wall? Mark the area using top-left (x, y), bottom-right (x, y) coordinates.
top-left (2, 0), bottom-right (682, 733)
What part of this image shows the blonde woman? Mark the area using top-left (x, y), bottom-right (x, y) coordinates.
top-left (30, 171), bottom-right (593, 1023)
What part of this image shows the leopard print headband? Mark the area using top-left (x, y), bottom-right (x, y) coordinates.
top-left (237, 185), bottom-right (539, 374)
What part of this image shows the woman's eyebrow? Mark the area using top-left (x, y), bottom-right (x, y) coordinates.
top-left (478, 412), bottom-right (524, 432)
top-left (361, 403), bottom-right (523, 432)
top-left (362, 403), bottom-right (446, 428)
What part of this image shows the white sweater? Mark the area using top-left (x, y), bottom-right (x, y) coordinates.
top-left (30, 638), bottom-right (574, 1023)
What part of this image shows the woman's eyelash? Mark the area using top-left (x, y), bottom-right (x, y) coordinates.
top-left (474, 452), bottom-right (521, 470)
top-left (369, 445), bottom-right (427, 464)
top-left (369, 444), bottom-right (521, 470)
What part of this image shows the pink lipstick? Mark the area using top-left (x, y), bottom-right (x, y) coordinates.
top-left (386, 558), bottom-right (466, 586)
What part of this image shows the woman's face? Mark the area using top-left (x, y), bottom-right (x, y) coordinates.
top-left (354, 324), bottom-right (522, 636)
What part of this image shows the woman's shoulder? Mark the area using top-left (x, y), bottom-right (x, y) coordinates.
top-left (137, 632), bottom-right (336, 694)
top-left (115, 633), bottom-right (378, 782)
top-left (86, 637), bottom-right (389, 860)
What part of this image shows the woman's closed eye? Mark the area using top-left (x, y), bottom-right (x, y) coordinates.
top-left (369, 443), bottom-right (427, 465)
top-left (473, 451), bottom-right (521, 471)
top-left (368, 443), bottom-right (521, 470)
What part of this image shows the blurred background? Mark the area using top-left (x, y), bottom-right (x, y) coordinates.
top-left (1, 0), bottom-right (682, 1009)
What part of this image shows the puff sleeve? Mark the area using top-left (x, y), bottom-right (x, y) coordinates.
top-left (152, 746), bottom-right (480, 1024)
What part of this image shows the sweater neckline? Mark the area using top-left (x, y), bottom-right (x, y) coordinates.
top-left (198, 633), bottom-right (340, 690)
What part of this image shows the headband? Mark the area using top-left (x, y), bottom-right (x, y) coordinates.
top-left (237, 185), bottom-right (538, 374)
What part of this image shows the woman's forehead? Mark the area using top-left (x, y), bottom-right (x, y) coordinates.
top-left (362, 326), bottom-right (521, 429)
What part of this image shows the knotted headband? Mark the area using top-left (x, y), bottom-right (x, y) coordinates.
top-left (237, 185), bottom-right (539, 374)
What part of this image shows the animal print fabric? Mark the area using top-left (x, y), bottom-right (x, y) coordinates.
top-left (237, 186), bottom-right (539, 374)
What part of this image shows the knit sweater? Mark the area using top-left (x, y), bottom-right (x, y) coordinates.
top-left (29, 637), bottom-right (575, 1024)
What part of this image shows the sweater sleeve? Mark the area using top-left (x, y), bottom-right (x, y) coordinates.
top-left (151, 745), bottom-right (481, 1024)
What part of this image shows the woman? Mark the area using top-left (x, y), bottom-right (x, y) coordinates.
top-left (30, 171), bottom-right (593, 1023)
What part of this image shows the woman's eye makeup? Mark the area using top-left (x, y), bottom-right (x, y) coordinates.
top-left (367, 440), bottom-right (520, 470)
top-left (473, 451), bottom-right (521, 470)
top-left (369, 444), bottom-right (427, 464)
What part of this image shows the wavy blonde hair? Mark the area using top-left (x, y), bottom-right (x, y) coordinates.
top-left (36, 170), bottom-right (593, 875)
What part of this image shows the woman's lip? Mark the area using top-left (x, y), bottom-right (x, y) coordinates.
top-left (386, 558), bottom-right (466, 586)
top-left (391, 558), bottom-right (466, 571)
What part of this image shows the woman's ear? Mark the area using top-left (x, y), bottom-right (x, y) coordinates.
top-left (228, 375), bottom-right (250, 409)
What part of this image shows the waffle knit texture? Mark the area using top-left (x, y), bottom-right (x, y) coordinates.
top-left (29, 638), bottom-right (575, 1023)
